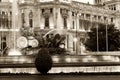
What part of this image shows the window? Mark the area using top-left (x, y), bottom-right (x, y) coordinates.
top-left (72, 12), bottom-right (74, 16)
top-left (104, 17), bottom-right (107, 22)
top-left (109, 4), bottom-right (116, 11)
top-left (9, 11), bottom-right (12, 28)
top-left (50, 8), bottom-right (53, 13)
top-left (0, 12), bottom-right (1, 28)
top-left (45, 17), bottom-right (49, 29)
top-left (73, 21), bottom-right (74, 29)
top-left (63, 18), bottom-right (67, 29)
top-left (111, 18), bottom-right (113, 22)
top-left (0, 11), bottom-right (8, 28)
top-left (1, 36), bottom-right (7, 55)
top-left (86, 14), bottom-right (90, 20)
top-left (42, 9), bottom-right (44, 14)
top-left (5, 13), bottom-right (8, 28)
top-left (60, 8), bottom-right (62, 13)
top-left (2, 11), bottom-right (5, 28)
top-left (29, 11), bottom-right (33, 27)
top-left (73, 41), bottom-right (75, 51)
top-left (79, 19), bottom-right (82, 29)
top-left (113, 5), bottom-right (116, 10)
top-left (21, 13), bottom-right (25, 27)
top-left (98, 16), bottom-right (101, 21)
top-left (29, 19), bottom-right (33, 28)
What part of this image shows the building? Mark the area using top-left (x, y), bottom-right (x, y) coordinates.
top-left (0, 0), bottom-right (119, 55)
top-left (94, 0), bottom-right (110, 5)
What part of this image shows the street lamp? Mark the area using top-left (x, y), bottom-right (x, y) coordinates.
top-left (73, 37), bottom-right (77, 42)
top-left (106, 22), bottom-right (108, 51)
top-left (96, 24), bottom-right (99, 52)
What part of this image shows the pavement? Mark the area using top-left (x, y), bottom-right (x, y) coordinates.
top-left (0, 74), bottom-right (120, 80)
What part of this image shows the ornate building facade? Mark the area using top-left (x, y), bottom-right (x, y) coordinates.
top-left (0, 0), bottom-right (119, 55)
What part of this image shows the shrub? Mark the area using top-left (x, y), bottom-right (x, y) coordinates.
top-left (35, 48), bottom-right (53, 74)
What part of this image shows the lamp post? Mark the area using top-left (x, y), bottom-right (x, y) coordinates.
top-left (106, 22), bottom-right (108, 51)
top-left (96, 24), bottom-right (99, 52)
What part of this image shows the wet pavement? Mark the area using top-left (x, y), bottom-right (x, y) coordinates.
top-left (0, 74), bottom-right (120, 80)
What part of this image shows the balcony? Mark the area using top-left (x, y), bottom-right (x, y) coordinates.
top-left (18, 0), bottom-right (34, 6)
top-left (0, 2), bottom-right (11, 8)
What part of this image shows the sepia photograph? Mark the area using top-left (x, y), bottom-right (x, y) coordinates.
top-left (0, 0), bottom-right (120, 80)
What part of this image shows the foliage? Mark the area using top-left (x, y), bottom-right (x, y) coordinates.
top-left (35, 48), bottom-right (53, 74)
top-left (85, 24), bottom-right (120, 51)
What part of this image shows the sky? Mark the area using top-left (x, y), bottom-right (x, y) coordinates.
top-left (9, 0), bottom-right (94, 4)
top-left (74, 0), bottom-right (94, 4)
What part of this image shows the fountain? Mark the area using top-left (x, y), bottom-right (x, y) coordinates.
top-left (8, 0), bottom-right (22, 56)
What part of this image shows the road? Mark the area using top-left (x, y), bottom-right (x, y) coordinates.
top-left (0, 74), bottom-right (120, 80)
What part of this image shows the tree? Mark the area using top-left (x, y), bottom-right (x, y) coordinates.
top-left (85, 24), bottom-right (120, 51)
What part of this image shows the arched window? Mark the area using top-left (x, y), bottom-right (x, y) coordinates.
top-left (21, 13), bottom-right (25, 27)
top-left (29, 11), bottom-right (33, 28)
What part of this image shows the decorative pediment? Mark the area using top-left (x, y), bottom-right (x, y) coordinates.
top-left (39, 0), bottom-right (54, 2)
top-left (61, 9), bottom-right (68, 18)
top-left (42, 8), bottom-right (51, 17)
top-left (59, 0), bottom-right (71, 3)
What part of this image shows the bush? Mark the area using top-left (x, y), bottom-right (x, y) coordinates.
top-left (35, 48), bottom-right (53, 74)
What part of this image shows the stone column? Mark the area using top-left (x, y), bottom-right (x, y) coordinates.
top-left (8, 11), bottom-right (11, 28)
top-left (33, 8), bottom-right (40, 28)
top-left (68, 35), bottom-right (74, 54)
top-left (76, 13), bottom-right (79, 30)
top-left (67, 11), bottom-right (71, 29)
top-left (68, 10), bottom-right (72, 29)
top-left (53, 7), bottom-right (57, 29)
top-left (57, 8), bottom-right (63, 29)
top-left (84, 13), bottom-right (86, 20)
top-left (89, 15), bottom-right (94, 31)
top-left (49, 13), bottom-right (54, 29)
top-left (24, 9), bottom-right (29, 27)
top-left (40, 9), bottom-right (44, 29)
top-left (11, 0), bottom-right (19, 49)
top-left (39, 8), bottom-right (41, 28)
top-left (18, 9), bottom-right (22, 29)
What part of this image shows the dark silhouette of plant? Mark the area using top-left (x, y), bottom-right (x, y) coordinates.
top-left (35, 48), bottom-right (53, 74)
top-left (85, 24), bottom-right (120, 51)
